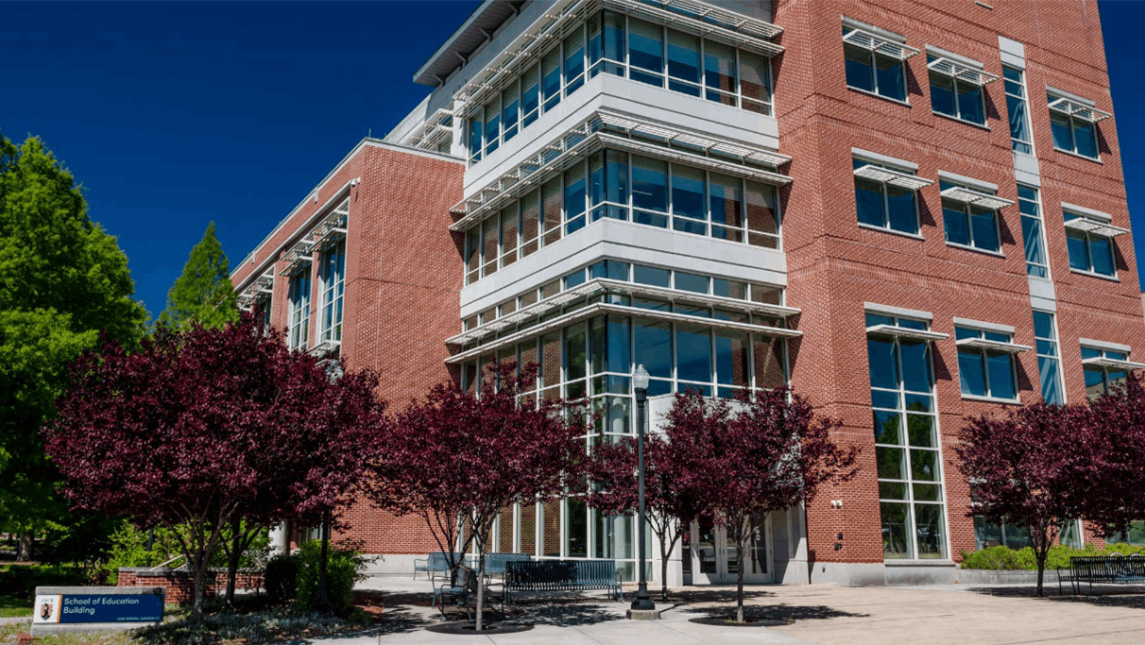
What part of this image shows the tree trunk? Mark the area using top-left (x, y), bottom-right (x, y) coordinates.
top-left (317, 509), bottom-right (331, 612)
top-left (225, 518), bottom-right (241, 607)
top-left (659, 533), bottom-right (670, 602)
top-left (736, 525), bottom-right (745, 624)
top-left (16, 533), bottom-right (33, 562)
top-left (192, 553), bottom-right (206, 622)
top-left (475, 537), bottom-right (486, 631)
top-left (1036, 549), bottom-right (1047, 598)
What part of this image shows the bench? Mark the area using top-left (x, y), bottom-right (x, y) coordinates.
top-left (432, 565), bottom-right (477, 620)
top-left (1058, 554), bottom-right (1145, 594)
top-left (413, 552), bottom-right (467, 582)
top-left (503, 559), bottom-right (623, 604)
top-left (481, 553), bottom-right (532, 578)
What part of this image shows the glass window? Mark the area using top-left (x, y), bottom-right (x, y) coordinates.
top-left (854, 158), bottom-right (920, 235)
top-left (667, 31), bottom-right (701, 96)
top-left (843, 28), bottom-right (906, 102)
top-left (1049, 94), bottom-right (1100, 160)
top-left (676, 323), bottom-right (712, 390)
top-left (542, 177), bottom-right (563, 246)
top-left (542, 47), bottom-right (562, 112)
top-left (500, 206), bottom-right (519, 267)
top-left (467, 114), bottom-right (483, 164)
top-left (502, 81), bottom-right (520, 142)
top-left (565, 164), bottom-right (587, 235)
top-left (564, 28), bottom-right (586, 95)
top-left (632, 155), bottom-right (669, 228)
top-left (674, 272), bottom-right (709, 294)
top-left (710, 173), bottom-right (744, 242)
top-left (1018, 184), bottom-right (1049, 278)
top-left (633, 264), bottom-right (671, 288)
top-left (1108, 520), bottom-right (1145, 547)
top-left (1003, 66), bottom-right (1033, 154)
top-left (704, 41), bottom-right (737, 106)
top-left (956, 326), bottom-right (1018, 401)
top-left (739, 51), bottom-right (772, 115)
top-left (319, 238), bottom-right (346, 344)
top-left (671, 165), bottom-right (706, 235)
top-left (522, 64), bottom-right (540, 127)
top-left (1083, 345), bottom-right (1132, 400)
top-left (287, 270), bottom-right (311, 351)
top-left (746, 181), bottom-right (780, 248)
top-left (941, 182), bottom-right (1001, 253)
top-left (929, 56), bottom-right (986, 125)
top-left (483, 97), bottom-right (500, 156)
top-left (868, 323), bottom-right (946, 560)
top-left (1064, 211), bottom-right (1117, 277)
top-left (629, 19), bottom-right (664, 87)
top-left (1033, 311), bottom-right (1064, 405)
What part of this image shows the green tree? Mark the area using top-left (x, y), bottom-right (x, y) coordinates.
top-left (157, 221), bottom-right (238, 330)
top-left (0, 133), bottom-right (147, 559)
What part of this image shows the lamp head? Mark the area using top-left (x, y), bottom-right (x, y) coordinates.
top-left (634, 364), bottom-right (650, 391)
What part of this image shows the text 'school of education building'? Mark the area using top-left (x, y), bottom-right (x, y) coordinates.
top-left (231, 0), bottom-right (1145, 586)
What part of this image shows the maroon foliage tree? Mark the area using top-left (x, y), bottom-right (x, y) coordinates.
top-left (584, 435), bottom-right (699, 601)
top-left (956, 402), bottom-right (1099, 596)
top-left (1074, 374), bottom-right (1145, 547)
top-left (43, 312), bottom-right (388, 618)
top-left (664, 388), bottom-right (854, 623)
top-left (369, 362), bottom-right (582, 630)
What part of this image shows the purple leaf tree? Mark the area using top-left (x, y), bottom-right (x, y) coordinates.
top-left (663, 388), bottom-right (854, 623)
top-left (369, 361), bottom-right (582, 631)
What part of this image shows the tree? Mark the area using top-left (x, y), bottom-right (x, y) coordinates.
top-left (956, 402), bottom-right (1099, 596)
top-left (1077, 374), bottom-right (1145, 545)
top-left (157, 221), bottom-right (238, 331)
top-left (370, 362), bottom-right (582, 631)
top-left (0, 133), bottom-right (147, 560)
top-left (663, 388), bottom-right (855, 623)
top-left (44, 312), bottom-right (387, 619)
top-left (584, 434), bottom-right (698, 601)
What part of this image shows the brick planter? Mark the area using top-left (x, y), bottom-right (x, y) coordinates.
top-left (117, 568), bottom-right (264, 604)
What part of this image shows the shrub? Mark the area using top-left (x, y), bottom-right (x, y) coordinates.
top-left (295, 541), bottom-right (366, 615)
top-left (961, 543), bottom-right (1145, 569)
top-left (264, 554), bottom-right (301, 604)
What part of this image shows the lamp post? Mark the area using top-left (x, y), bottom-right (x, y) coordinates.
top-left (629, 364), bottom-right (656, 616)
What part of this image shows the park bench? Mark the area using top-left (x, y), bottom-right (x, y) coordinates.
top-left (413, 552), bottom-right (468, 581)
top-left (503, 559), bottom-right (623, 604)
top-left (1058, 554), bottom-right (1145, 594)
top-left (431, 565), bottom-right (478, 620)
top-left (480, 553), bottom-right (532, 578)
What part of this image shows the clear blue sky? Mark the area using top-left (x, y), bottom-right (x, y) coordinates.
top-left (2, 1), bottom-right (1144, 320)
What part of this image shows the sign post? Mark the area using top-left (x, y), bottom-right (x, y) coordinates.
top-left (31, 586), bottom-right (164, 636)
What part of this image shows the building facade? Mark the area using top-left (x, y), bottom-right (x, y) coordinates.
top-left (231, 0), bottom-right (1145, 586)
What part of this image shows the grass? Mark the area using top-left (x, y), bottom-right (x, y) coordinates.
top-left (0, 591), bottom-right (31, 618)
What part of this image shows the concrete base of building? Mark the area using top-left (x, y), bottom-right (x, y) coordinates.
top-left (808, 562), bottom-right (887, 586)
top-left (362, 554), bottom-right (420, 578)
top-left (953, 569), bottom-right (1043, 585)
top-left (884, 561), bottom-right (958, 586)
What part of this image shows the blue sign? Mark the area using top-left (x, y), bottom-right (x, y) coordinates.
top-left (34, 592), bottom-right (164, 625)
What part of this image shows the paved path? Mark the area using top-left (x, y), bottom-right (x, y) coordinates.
top-left (311, 578), bottom-right (1145, 645)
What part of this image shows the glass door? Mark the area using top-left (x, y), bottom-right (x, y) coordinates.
top-left (687, 514), bottom-right (772, 584)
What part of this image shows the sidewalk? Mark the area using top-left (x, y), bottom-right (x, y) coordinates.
top-left (310, 578), bottom-right (1145, 645)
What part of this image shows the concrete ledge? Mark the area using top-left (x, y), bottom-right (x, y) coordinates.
top-left (954, 569), bottom-right (1044, 585)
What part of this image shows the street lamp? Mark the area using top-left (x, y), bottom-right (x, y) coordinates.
top-left (629, 364), bottom-right (656, 616)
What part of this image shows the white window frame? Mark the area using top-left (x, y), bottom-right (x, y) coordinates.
top-left (1002, 65), bottom-right (1034, 154)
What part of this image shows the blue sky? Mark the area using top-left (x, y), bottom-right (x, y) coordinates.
top-left (2, 1), bottom-right (1144, 320)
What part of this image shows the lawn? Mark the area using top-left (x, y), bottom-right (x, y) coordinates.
top-left (0, 591), bottom-right (30, 618)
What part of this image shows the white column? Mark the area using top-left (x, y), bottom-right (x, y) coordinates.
top-left (268, 523), bottom-right (289, 555)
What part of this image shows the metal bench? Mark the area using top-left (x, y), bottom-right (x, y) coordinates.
top-left (1058, 554), bottom-right (1145, 594)
top-left (481, 553), bottom-right (532, 577)
top-left (413, 552), bottom-right (466, 581)
top-left (432, 565), bottom-right (478, 620)
top-left (503, 559), bottom-right (623, 604)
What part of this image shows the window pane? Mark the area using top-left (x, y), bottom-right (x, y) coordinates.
top-left (1050, 112), bottom-right (1072, 150)
top-left (907, 414), bottom-right (935, 448)
top-left (958, 349), bottom-right (987, 396)
top-left (710, 173), bottom-right (744, 241)
top-left (603, 11), bottom-right (624, 62)
top-left (956, 81), bottom-right (984, 124)
top-left (914, 503), bottom-right (947, 559)
top-left (876, 54), bottom-right (905, 101)
top-left (565, 164), bottom-right (587, 234)
top-left (944, 204), bottom-right (970, 246)
top-left (676, 324), bottom-right (713, 384)
top-left (715, 330), bottom-right (750, 387)
top-left (753, 336), bottom-right (786, 388)
top-left (986, 351), bottom-right (1016, 399)
top-left (667, 31), bottom-right (701, 95)
top-left (634, 264), bottom-right (670, 287)
top-left (844, 43), bottom-right (874, 92)
top-left (910, 449), bottom-right (940, 482)
top-left (974, 516), bottom-right (1002, 550)
top-left (1038, 355), bottom-right (1064, 405)
top-left (1066, 230), bottom-right (1090, 271)
top-left (607, 315), bottom-right (631, 374)
top-left (746, 180), bottom-right (779, 237)
top-left (502, 81), bottom-right (519, 140)
top-left (1075, 119), bottom-right (1098, 158)
top-left (703, 41), bottom-right (736, 104)
top-left (877, 447), bottom-right (905, 480)
top-left (522, 64), bottom-right (540, 124)
top-left (634, 320), bottom-right (672, 379)
top-left (900, 340), bottom-right (932, 394)
top-left (739, 51), bottom-right (771, 104)
top-left (632, 156), bottom-right (669, 226)
top-left (970, 207), bottom-right (999, 251)
top-left (521, 191), bottom-right (539, 256)
top-left (1090, 235), bottom-right (1115, 276)
top-left (606, 150), bottom-right (628, 206)
top-left (542, 178), bottom-right (563, 245)
top-left (868, 338), bottom-right (900, 390)
top-left (484, 98), bottom-right (500, 154)
top-left (881, 502), bottom-right (912, 559)
top-left (930, 73), bottom-right (956, 117)
top-left (886, 184), bottom-right (917, 233)
top-left (874, 409), bottom-right (901, 445)
top-left (1022, 216), bottom-right (1047, 274)
top-left (468, 116), bottom-right (483, 161)
top-left (566, 322), bottom-right (587, 383)
top-left (629, 19), bottom-right (664, 84)
top-left (1007, 92), bottom-right (1031, 150)
top-left (671, 165), bottom-right (706, 233)
top-left (856, 178), bottom-right (886, 227)
top-left (564, 29), bottom-right (586, 93)
top-left (542, 48), bottom-right (562, 110)
top-left (566, 498), bottom-right (588, 558)
top-left (675, 271), bottom-right (709, 294)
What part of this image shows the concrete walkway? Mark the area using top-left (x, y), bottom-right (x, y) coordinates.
top-left (311, 578), bottom-right (1145, 645)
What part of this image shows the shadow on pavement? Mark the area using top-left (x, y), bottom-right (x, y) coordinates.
top-left (968, 584), bottom-right (1145, 609)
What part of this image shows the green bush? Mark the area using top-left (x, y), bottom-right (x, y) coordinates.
top-left (264, 554), bottom-right (301, 604)
top-left (101, 522), bottom-right (185, 584)
top-left (294, 541), bottom-right (366, 615)
top-left (961, 543), bottom-right (1145, 569)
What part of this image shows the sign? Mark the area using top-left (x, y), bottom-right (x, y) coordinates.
top-left (31, 587), bottom-right (164, 635)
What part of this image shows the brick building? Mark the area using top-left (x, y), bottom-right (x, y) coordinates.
top-left (231, 0), bottom-right (1145, 586)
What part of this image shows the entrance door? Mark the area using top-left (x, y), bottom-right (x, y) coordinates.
top-left (686, 513), bottom-right (773, 584)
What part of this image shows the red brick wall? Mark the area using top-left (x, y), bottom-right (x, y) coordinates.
top-left (773, 0), bottom-right (1144, 565)
top-left (117, 569), bottom-right (264, 604)
top-left (232, 141), bottom-right (464, 555)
